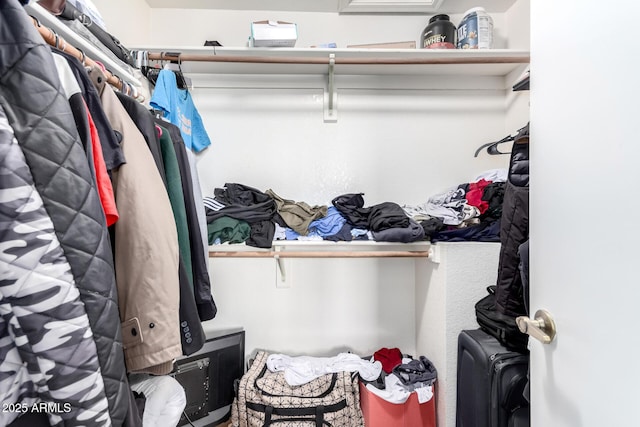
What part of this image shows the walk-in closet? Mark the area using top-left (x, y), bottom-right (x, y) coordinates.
top-left (3, 0), bottom-right (635, 426)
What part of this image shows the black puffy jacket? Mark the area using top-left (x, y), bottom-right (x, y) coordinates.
top-left (495, 124), bottom-right (530, 317)
top-left (0, 1), bottom-right (132, 424)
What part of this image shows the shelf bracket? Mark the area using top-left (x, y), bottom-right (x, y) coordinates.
top-left (274, 247), bottom-right (290, 287)
top-left (427, 245), bottom-right (441, 264)
top-left (324, 53), bottom-right (338, 122)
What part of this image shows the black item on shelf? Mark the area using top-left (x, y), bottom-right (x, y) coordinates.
top-left (513, 75), bottom-right (530, 91)
top-left (513, 68), bottom-right (530, 91)
top-left (421, 14), bottom-right (456, 49)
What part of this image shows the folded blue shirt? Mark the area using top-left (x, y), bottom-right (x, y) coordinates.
top-left (308, 206), bottom-right (347, 236)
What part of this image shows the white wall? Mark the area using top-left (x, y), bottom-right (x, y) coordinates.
top-left (505, 0), bottom-right (530, 50)
top-left (504, 0), bottom-right (530, 135)
top-left (206, 254), bottom-right (418, 357)
top-left (416, 242), bottom-right (501, 427)
top-left (92, 0), bottom-right (152, 46)
top-left (190, 81), bottom-right (511, 206)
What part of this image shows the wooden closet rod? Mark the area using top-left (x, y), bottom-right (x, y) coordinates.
top-left (148, 52), bottom-right (530, 66)
top-left (209, 250), bottom-right (430, 258)
top-left (31, 17), bottom-right (144, 101)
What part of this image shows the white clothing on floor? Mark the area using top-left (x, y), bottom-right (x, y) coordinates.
top-left (129, 375), bottom-right (186, 427)
top-left (366, 373), bottom-right (433, 404)
top-left (267, 353), bottom-right (382, 386)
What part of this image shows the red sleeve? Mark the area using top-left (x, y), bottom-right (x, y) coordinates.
top-left (85, 99), bottom-right (119, 226)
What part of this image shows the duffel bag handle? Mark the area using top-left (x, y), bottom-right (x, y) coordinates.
top-left (263, 406), bottom-right (273, 427)
top-left (262, 405), bottom-right (325, 427)
top-left (316, 405), bottom-right (325, 427)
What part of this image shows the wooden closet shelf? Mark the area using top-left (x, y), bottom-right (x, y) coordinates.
top-left (148, 51), bottom-right (529, 66)
top-left (137, 47), bottom-right (530, 78)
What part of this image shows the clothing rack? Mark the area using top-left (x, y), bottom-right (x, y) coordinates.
top-left (147, 51), bottom-right (530, 66)
top-left (145, 49), bottom-right (528, 122)
top-left (25, 2), bottom-right (144, 101)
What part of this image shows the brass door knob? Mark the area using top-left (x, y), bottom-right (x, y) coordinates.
top-left (516, 309), bottom-right (557, 344)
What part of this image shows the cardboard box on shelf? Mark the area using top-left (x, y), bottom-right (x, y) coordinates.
top-left (347, 41), bottom-right (417, 49)
top-left (359, 381), bottom-right (436, 427)
top-left (250, 20), bottom-right (298, 47)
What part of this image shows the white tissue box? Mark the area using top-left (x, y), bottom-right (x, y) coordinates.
top-left (250, 20), bottom-right (298, 47)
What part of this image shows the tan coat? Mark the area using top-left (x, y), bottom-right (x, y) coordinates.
top-left (95, 69), bottom-right (181, 374)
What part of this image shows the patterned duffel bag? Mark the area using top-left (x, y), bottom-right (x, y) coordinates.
top-left (231, 350), bottom-right (364, 427)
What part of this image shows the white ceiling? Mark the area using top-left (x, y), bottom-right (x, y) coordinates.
top-left (143, 0), bottom-right (519, 14)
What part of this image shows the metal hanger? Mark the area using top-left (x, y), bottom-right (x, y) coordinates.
top-left (474, 124), bottom-right (529, 157)
top-left (474, 134), bottom-right (514, 157)
top-left (161, 53), bottom-right (192, 90)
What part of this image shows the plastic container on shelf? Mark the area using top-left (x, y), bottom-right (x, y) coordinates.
top-left (420, 14), bottom-right (457, 49)
top-left (456, 7), bottom-right (494, 49)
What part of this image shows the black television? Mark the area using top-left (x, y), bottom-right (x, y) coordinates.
top-left (172, 329), bottom-right (245, 426)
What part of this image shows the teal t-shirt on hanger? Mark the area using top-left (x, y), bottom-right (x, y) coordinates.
top-left (150, 69), bottom-right (211, 153)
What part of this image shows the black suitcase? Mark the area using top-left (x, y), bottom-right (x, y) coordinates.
top-left (456, 329), bottom-right (530, 427)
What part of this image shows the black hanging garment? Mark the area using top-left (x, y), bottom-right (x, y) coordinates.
top-left (162, 121), bottom-right (217, 321)
top-left (474, 124), bottom-right (530, 353)
top-left (495, 124), bottom-right (530, 317)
